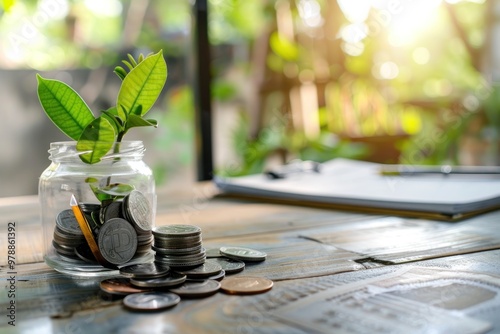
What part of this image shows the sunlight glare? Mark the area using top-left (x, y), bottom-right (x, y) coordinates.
top-left (388, 0), bottom-right (442, 46)
top-left (337, 0), bottom-right (371, 23)
top-left (84, 0), bottom-right (122, 17)
top-left (412, 47), bottom-right (430, 65)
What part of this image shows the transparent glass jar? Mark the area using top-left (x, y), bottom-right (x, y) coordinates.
top-left (39, 141), bottom-right (156, 276)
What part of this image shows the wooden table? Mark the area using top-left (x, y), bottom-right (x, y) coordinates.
top-left (1, 184), bottom-right (500, 333)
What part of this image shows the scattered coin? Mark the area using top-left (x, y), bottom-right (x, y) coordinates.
top-left (207, 257), bottom-right (245, 275)
top-left (188, 269), bottom-right (226, 282)
top-left (130, 272), bottom-right (187, 288)
top-left (100, 277), bottom-right (150, 296)
top-left (123, 292), bottom-right (180, 311)
top-left (169, 279), bottom-right (221, 298)
top-left (98, 218), bottom-right (138, 265)
top-left (173, 261), bottom-right (222, 278)
top-left (219, 246), bottom-right (267, 262)
top-left (120, 262), bottom-right (170, 279)
top-left (220, 276), bottom-right (274, 295)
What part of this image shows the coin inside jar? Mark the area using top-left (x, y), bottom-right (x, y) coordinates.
top-left (124, 190), bottom-right (153, 232)
top-left (97, 218), bottom-right (138, 266)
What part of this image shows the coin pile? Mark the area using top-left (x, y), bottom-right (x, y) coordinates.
top-left (152, 225), bottom-right (206, 268)
top-left (51, 190), bottom-right (153, 268)
top-left (52, 209), bottom-right (88, 262)
top-left (99, 242), bottom-right (272, 311)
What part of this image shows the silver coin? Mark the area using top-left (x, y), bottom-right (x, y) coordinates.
top-left (155, 257), bottom-right (206, 268)
top-left (100, 201), bottom-right (123, 224)
top-left (169, 279), bottom-right (220, 298)
top-left (154, 254), bottom-right (207, 266)
top-left (173, 261), bottom-right (222, 278)
top-left (154, 240), bottom-right (203, 250)
top-left (152, 244), bottom-right (203, 256)
top-left (74, 244), bottom-right (97, 264)
top-left (189, 269), bottom-right (226, 282)
top-left (120, 262), bottom-right (170, 279)
top-left (126, 190), bottom-right (152, 232)
top-left (53, 228), bottom-right (84, 246)
top-left (205, 248), bottom-right (223, 258)
top-left (80, 203), bottom-right (101, 213)
top-left (123, 292), bottom-right (180, 311)
top-left (130, 272), bottom-right (187, 288)
top-left (154, 249), bottom-right (206, 261)
top-left (56, 209), bottom-right (83, 236)
top-left (98, 218), bottom-right (138, 265)
top-left (152, 225), bottom-right (201, 237)
top-left (207, 257), bottom-right (245, 274)
top-left (219, 246), bottom-right (267, 262)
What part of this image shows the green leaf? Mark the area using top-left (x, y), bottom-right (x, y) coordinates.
top-left (36, 74), bottom-right (95, 140)
top-left (101, 107), bottom-right (124, 131)
top-left (125, 114), bottom-right (158, 132)
top-left (86, 177), bottom-right (135, 202)
top-left (114, 66), bottom-right (127, 80)
top-left (76, 117), bottom-right (116, 164)
top-left (127, 54), bottom-right (138, 67)
top-left (99, 183), bottom-right (135, 197)
top-left (117, 50), bottom-right (167, 117)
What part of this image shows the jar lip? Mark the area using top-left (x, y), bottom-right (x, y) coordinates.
top-left (49, 140), bottom-right (144, 147)
top-left (48, 141), bottom-right (145, 161)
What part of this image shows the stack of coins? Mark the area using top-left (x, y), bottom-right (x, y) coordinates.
top-left (52, 209), bottom-right (86, 261)
top-left (152, 225), bottom-right (206, 268)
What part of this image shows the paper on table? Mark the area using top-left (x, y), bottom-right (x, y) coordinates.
top-left (215, 159), bottom-right (500, 218)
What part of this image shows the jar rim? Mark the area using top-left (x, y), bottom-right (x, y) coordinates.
top-left (48, 141), bottom-right (145, 161)
top-left (49, 140), bottom-right (144, 147)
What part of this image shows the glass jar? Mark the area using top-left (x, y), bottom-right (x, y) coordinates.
top-left (39, 141), bottom-right (156, 276)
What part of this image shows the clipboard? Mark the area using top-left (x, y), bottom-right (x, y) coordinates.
top-left (214, 159), bottom-right (500, 221)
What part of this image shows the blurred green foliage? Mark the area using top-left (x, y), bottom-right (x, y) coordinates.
top-left (1, 0), bottom-right (498, 186)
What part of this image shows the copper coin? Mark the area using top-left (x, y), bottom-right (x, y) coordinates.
top-left (99, 278), bottom-right (150, 296)
top-left (220, 276), bottom-right (273, 295)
